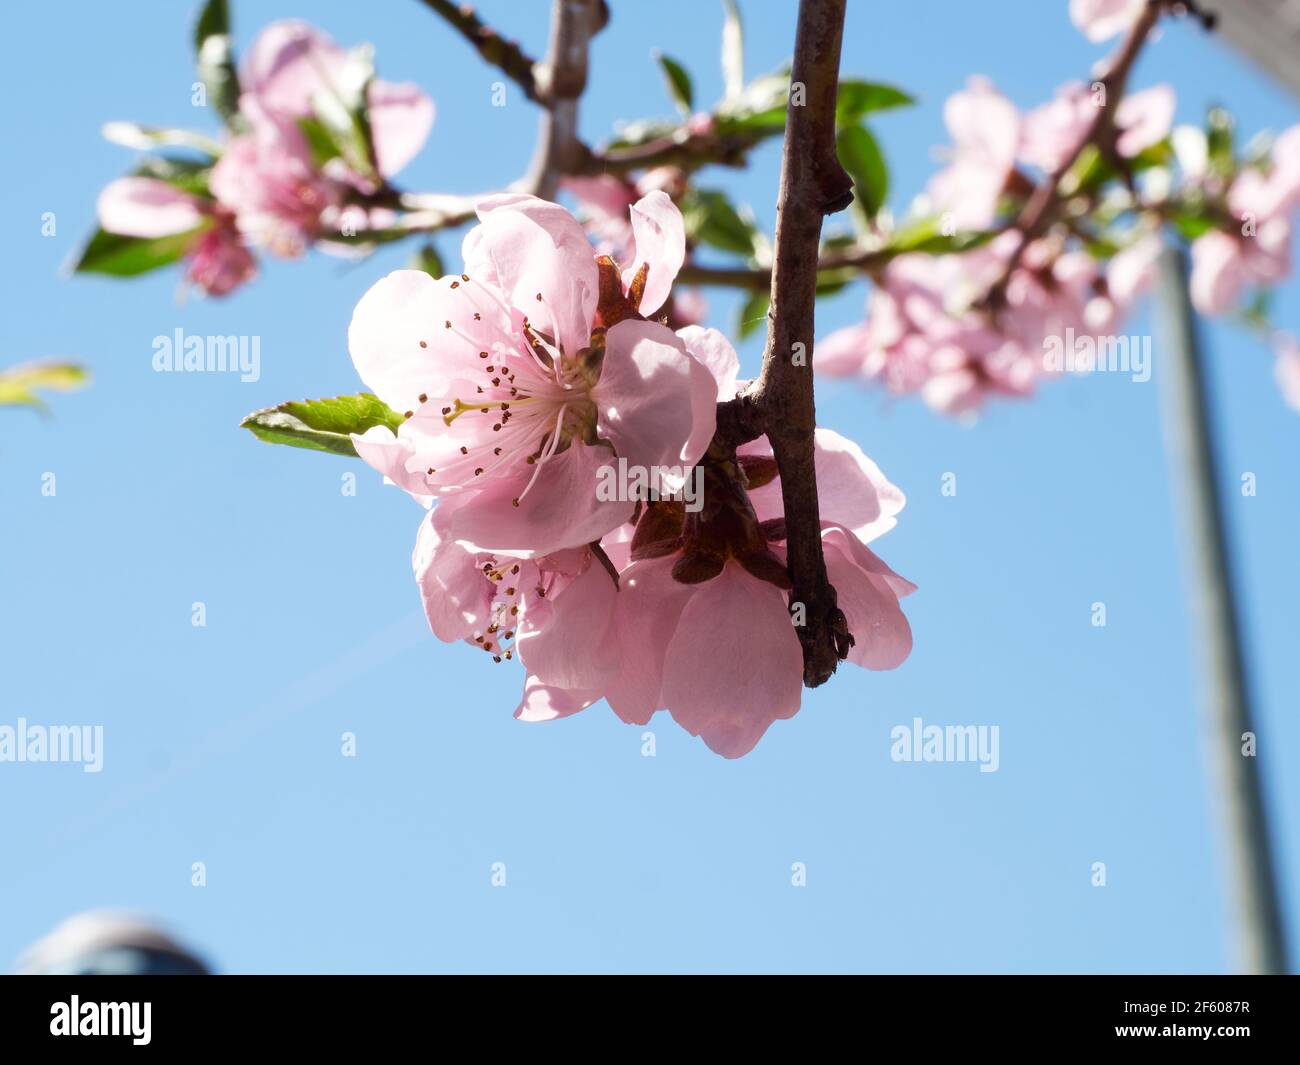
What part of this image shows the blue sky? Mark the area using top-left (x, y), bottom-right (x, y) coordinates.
top-left (1, 0), bottom-right (1297, 973)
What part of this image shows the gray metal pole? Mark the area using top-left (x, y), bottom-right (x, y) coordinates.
top-left (1156, 245), bottom-right (1289, 974)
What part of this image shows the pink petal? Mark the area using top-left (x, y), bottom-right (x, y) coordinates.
top-left (1069, 0), bottom-right (1146, 42)
top-left (97, 178), bottom-right (206, 238)
top-left (814, 323), bottom-right (872, 377)
top-left (462, 195), bottom-right (598, 355)
top-left (677, 326), bottom-right (741, 400)
top-left (348, 269), bottom-right (511, 415)
top-left (241, 20), bottom-right (347, 117)
top-left (514, 673), bottom-right (602, 722)
top-left (1190, 230), bottom-right (1246, 316)
top-left (350, 424), bottom-right (434, 500)
top-left (367, 79), bottom-right (434, 178)
top-left (661, 564), bottom-right (803, 758)
top-left (1115, 85), bottom-right (1175, 159)
top-left (444, 442), bottom-right (635, 558)
top-left (605, 556), bottom-right (695, 726)
top-left (743, 427), bottom-right (905, 543)
top-left (821, 525), bottom-right (914, 670)
top-left (412, 506), bottom-right (492, 642)
top-left (595, 319), bottom-right (717, 483)
top-left (516, 555), bottom-right (619, 690)
top-left (622, 190), bottom-right (686, 316)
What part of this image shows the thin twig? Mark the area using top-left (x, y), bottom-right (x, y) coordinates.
top-left (521, 0), bottom-right (603, 201)
top-left (417, 0), bottom-right (543, 102)
top-left (983, 0), bottom-right (1162, 307)
top-left (714, 0), bottom-right (854, 687)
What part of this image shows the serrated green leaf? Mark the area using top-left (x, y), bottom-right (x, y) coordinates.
top-left (720, 0), bottom-right (744, 102)
top-left (835, 80), bottom-right (915, 126)
top-left (241, 393), bottom-right (405, 457)
top-left (837, 124), bottom-right (888, 217)
top-left (737, 289), bottom-right (769, 340)
top-left (73, 225), bottom-right (205, 277)
top-left (653, 51), bottom-right (694, 116)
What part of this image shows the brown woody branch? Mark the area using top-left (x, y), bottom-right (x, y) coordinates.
top-left (983, 0), bottom-right (1163, 308)
top-left (522, 0), bottom-right (604, 201)
top-left (713, 0), bottom-right (854, 687)
top-left (417, 0), bottom-right (544, 102)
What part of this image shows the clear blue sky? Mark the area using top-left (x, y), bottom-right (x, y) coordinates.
top-left (2, 0), bottom-right (1297, 973)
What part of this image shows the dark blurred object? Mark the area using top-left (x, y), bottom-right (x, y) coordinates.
top-left (16, 911), bottom-right (210, 975)
top-left (1213, 0), bottom-right (1300, 100)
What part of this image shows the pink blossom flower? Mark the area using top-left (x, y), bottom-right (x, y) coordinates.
top-left (1020, 82), bottom-right (1174, 173)
top-left (564, 174), bottom-right (704, 325)
top-left (241, 20), bottom-right (434, 179)
top-left (348, 192), bottom-right (717, 558)
top-left (816, 233), bottom-right (1130, 415)
top-left (606, 418), bottom-right (913, 758)
top-left (928, 78), bottom-right (1020, 229)
top-left (412, 494), bottom-right (620, 718)
top-left (96, 176), bottom-right (256, 296)
top-left (1189, 224), bottom-right (1291, 316)
top-left (209, 97), bottom-right (342, 257)
top-left (1114, 85), bottom-right (1176, 158)
top-left (1069, 0), bottom-right (1147, 43)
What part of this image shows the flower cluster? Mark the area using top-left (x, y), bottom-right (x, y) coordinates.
top-left (817, 3), bottom-right (1300, 415)
top-left (94, 21), bottom-right (433, 297)
top-left (347, 193), bottom-right (914, 757)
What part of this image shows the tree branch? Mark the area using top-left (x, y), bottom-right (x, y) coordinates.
top-left (521, 0), bottom-right (603, 200)
top-left (983, 0), bottom-right (1162, 307)
top-left (417, 0), bottom-right (543, 102)
top-left (716, 0), bottom-right (853, 687)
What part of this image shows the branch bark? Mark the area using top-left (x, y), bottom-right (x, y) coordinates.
top-left (984, 0), bottom-right (1161, 307)
top-left (417, 0), bottom-right (543, 102)
top-left (521, 0), bottom-right (603, 200)
top-left (717, 0), bottom-right (854, 687)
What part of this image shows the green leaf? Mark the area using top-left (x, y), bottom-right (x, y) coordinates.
top-left (132, 156), bottom-right (213, 198)
top-left (298, 116), bottom-right (343, 169)
top-left (720, 0), bottom-right (744, 101)
top-left (680, 188), bottom-right (760, 256)
top-left (653, 50), bottom-right (694, 116)
top-left (310, 44), bottom-right (378, 180)
top-left (836, 80), bottom-right (915, 126)
top-left (102, 121), bottom-right (222, 157)
top-left (72, 224), bottom-right (206, 277)
top-left (411, 243), bottom-right (445, 277)
top-left (193, 0), bottom-right (229, 49)
top-left (837, 124), bottom-right (888, 217)
top-left (737, 289), bottom-right (769, 340)
top-left (193, 0), bottom-right (240, 123)
top-left (241, 394), bottom-right (405, 457)
top-left (0, 361), bottom-right (90, 413)
top-left (885, 216), bottom-right (995, 256)
top-left (1207, 106), bottom-right (1235, 178)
